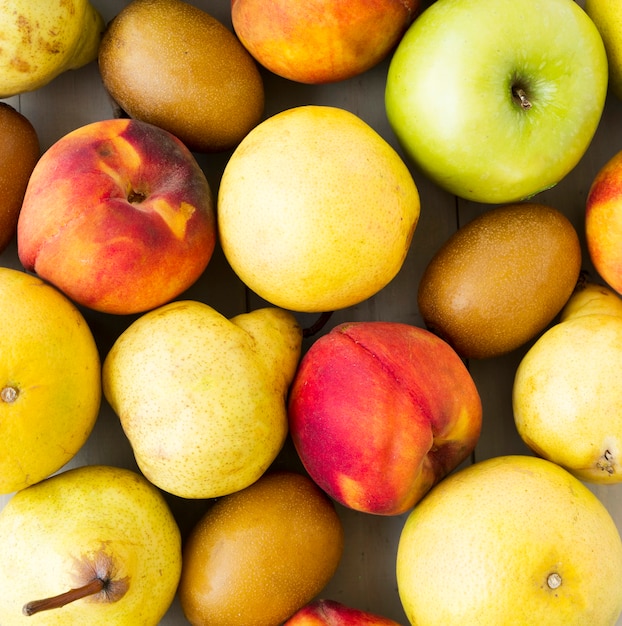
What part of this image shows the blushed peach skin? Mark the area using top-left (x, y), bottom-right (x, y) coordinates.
top-left (586, 150), bottom-right (622, 295)
top-left (288, 322), bottom-right (482, 516)
top-left (284, 599), bottom-right (402, 625)
top-left (17, 118), bottom-right (215, 315)
top-left (231, 0), bottom-right (419, 84)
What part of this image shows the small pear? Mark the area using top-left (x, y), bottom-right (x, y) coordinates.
top-left (513, 282), bottom-right (622, 482)
top-left (0, 465), bottom-right (182, 625)
top-left (103, 301), bottom-right (303, 499)
top-left (0, 0), bottom-right (104, 97)
top-left (560, 280), bottom-right (622, 322)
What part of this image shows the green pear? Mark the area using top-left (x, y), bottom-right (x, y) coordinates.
top-left (0, 0), bottom-right (105, 97)
top-left (103, 301), bottom-right (303, 499)
top-left (0, 465), bottom-right (182, 625)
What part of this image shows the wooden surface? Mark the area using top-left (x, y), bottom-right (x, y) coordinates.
top-left (2, 1), bottom-right (622, 624)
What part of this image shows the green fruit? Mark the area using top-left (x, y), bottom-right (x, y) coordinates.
top-left (417, 202), bottom-right (581, 359)
top-left (98, 0), bottom-right (264, 152)
top-left (178, 471), bottom-right (344, 626)
top-left (0, 465), bottom-right (181, 625)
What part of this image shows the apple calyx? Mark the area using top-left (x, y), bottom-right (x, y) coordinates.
top-left (1, 385), bottom-right (18, 403)
top-left (512, 85), bottom-right (532, 110)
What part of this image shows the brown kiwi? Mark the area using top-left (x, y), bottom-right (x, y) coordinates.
top-left (0, 103), bottom-right (40, 253)
top-left (417, 202), bottom-right (581, 360)
top-left (178, 471), bottom-right (344, 626)
top-left (98, 0), bottom-right (264, 153)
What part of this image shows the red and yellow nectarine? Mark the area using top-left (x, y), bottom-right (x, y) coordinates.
top-left (288, 321), bottom-right (482, 516)
top-left (231, 0), bottom-right (419, 84)
top-left (17, 118), bottom-right (215, 315)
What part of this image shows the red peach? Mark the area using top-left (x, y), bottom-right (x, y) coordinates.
top-left (17, 118), bottom-right (215, 315)
top-left (231, 0), bottom-right (419, 84)
top-left (284, 599), bottom-right (402, 625)
top-left (288, 321), bottom-right (482, 516)
top-left (586, 149), bottom-right (622, 295)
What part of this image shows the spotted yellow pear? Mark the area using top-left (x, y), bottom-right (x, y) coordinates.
top-left (513, 281), bottom-right (622, 482)
top-left (0, 465), bottom-right (181, 625)
top-left (0, 0), bottom-right (104, 97)
top-left (103, 301), bottom-right (302, 499)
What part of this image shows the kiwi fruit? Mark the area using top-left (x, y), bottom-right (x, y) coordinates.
top-left (0, 103), bottom-right (40, 253)
top-left (417, 202), bottom-right (581, 360)
top-left (98, 0), bottom-right (264, 153)
top-left (178, 471), bottom-right (344, 626)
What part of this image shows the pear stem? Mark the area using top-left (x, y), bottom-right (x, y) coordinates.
top-left (303, 311), bottom-right (333, 338)
top-left (23, 578), bottom-right (105, 616)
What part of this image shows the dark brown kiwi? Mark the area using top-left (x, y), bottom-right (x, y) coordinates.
top-left (98, 0), bottom-right (264, 153)
top-left (0, 103), bottom-right (40, 253)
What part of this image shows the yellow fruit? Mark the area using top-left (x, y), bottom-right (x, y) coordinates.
top-left (0, 267), bottom-right (101, 494)
top-left (513, 282), bottom-right (622, 482)
top-left (417, 202), bottom-right (581, 359)
top-left (0, 465), bottom-right (182, 625)
top-left (103, 301), bottom-right (302, 499)
top-left (178, 471), bottom-right (344, 626)
top-left (0, 103), bottom-right (40, 253)
top-left (98, 0), bottom-right (264, 152)
top-left (0, 0), bottom-right (104, 97)
top-left (396, 455), bottom-right (622, 626)
top-left (586, 0), bottom-right (622, 101)
top-left (217, 105), bottom-right (420, 313)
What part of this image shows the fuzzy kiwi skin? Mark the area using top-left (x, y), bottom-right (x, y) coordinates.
top-left (98, 0), bottom-right (264, 153)
top-left (417, 203), bottom-right (582, 360)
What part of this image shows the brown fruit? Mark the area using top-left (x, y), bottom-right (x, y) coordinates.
top-left (98, 0), bottom-right (265, 153)
top-left (178, 471), bottom-right (344, 626)
top-left (417, 202), bottom-right (581, 359)
top-left (0, 103), bottom-right (39, 253)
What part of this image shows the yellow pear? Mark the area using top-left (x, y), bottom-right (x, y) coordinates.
top-left (0, 0), bottom-right (105, 97)
top-left (103, 301), bottom-right (302, 499)
top-left (586, 0), bottom-right (622, 101)
top-left (0, 267), bottom-right (101, 494)
top-left (559, 280), bottom-right (622, 321)
top-left (217, 105), bottom-right (420, 313)
top-left (0, 464), bottom-right (182, 625)
top-left (396, 455), bottom-right (622, 625)
top-left (513, 281), bottom-right (622, 482)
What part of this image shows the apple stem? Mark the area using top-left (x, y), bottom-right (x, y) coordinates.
top-left (22, 578), bottom-right (105, 616)
top-left (513, 87), bottom-right (532, 110)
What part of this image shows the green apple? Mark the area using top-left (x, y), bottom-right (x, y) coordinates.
top-left (586, 0), bottom-right (622, 101)
top-left (385, 0), bottom-right (608, 204)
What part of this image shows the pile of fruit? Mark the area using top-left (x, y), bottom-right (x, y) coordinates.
top-left (1, 0), bottom-right (622, 624)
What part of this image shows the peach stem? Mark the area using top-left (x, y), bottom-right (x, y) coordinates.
top-left (23, 578), bottom-right (104, 616)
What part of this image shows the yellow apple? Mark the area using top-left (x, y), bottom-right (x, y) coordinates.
top-left (396, 455), bottom-right (622, 625)
top-left (217, 105), bottom-right (420, 313)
